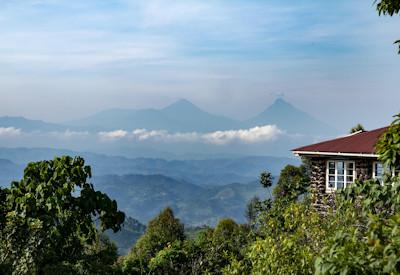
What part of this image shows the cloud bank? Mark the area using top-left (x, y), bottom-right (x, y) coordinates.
top-left (0, 127), bottom-right (21, 137)
top-left (98, 125), bottom-right (283, 145)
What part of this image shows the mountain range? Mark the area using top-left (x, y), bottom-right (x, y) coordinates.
top-left (0, 116), bottom-right (64, 132)
top-left (0, 147), bottom-right (293, 226)
top-left (0, 98), bottom-right (323, 254)
top-left (0, 147), bottom-right (297, 187)
top-left (0, 98), bottom-right (334, 135)
top-left (94, 174), bottom-right (271, 227)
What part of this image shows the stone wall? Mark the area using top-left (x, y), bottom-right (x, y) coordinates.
top-left (310, 158), bottom-right (334, 213)
top-left (308, 157), bottom-right (376, 213)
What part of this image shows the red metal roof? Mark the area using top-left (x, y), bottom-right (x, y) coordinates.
top-left (293, 127), bottom-right (388, 155)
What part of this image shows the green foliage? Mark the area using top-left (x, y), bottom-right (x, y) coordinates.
top-left (375, 0), bottom-right (400, 53)
top-left (259, 171), bottom-right (273, 188)
top-left (315, 178), bottom-right (400, 274)
top-left (376, 113), bottom-right (400, 175)
top-left (123, 207), bottom-right (185, 274)
top-left (245, 196), bottom-right (260, 227)
top-left (273, 164), bottom-right (310, 202)
top-left (349, 123), bottom-right (365, 133)
top-left (376, 0), bottom-right (400, 16)
top-left (123, 215), bottom-right (252, 274)
top-left (194, 219), bottom-right (251, 274)
top-left (148, 240), bottom-right (186, 274)
top-left (247, 203), bottom-right (324, 274)
top-left (314, 114), bottom-right (400, 273)
top-left (0, 156), bottom-right (125, 274)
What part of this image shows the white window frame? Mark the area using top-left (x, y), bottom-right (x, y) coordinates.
top-left (373, 161), bottom-right (399, 184)
top-left (373, 161), bottom-right (384, 185)
top-left (326, 160), bottom-right (356, 192)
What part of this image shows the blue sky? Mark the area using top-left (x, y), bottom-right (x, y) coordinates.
top-left (0, 0), bottom-right (399, 131)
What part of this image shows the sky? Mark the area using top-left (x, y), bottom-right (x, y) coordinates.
top-left (0, 0), bottom-right (399, 132)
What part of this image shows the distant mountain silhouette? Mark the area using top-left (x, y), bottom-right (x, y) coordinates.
top-left (0, 158), bottom-right (22, 185)
top-left (0, 99), bottom-right (334, 136)
top-left (0, 116), bottom-right (65, 132)
top-left (246, 98), bottom-right (334, 135)
top-left (68, 99), bottom-right (239, 132)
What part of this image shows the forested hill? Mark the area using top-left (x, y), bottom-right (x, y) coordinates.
top-left (94, 174), bottom-right (272, 226)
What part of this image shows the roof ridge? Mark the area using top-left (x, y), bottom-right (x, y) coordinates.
top-left (292, 126), bottom-right (389, 154)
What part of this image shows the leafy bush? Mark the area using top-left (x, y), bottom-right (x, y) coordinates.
top-left (0, 156), bottom-right (125, 274)
top-left (123, 207), bottom-right (185, 274)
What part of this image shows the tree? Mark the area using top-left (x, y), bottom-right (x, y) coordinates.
top-left (375, 0), bottom-right (400, 53)
top-left (315, 178), bottom-right (400, 274)
top-left (273, 164), bottom-right (310, 202)
top-left (203, 219), bottom-right (251, 274)
top-left (260, 171), bottom-right (273, 188)
top-left (349, 123), bottom-right (365, 134)
top-left (245, 196), bottom-right (260, 227)
top-left (0, 156), bottom-right (125, 274)
top-left (148, 240), bottom-right (188, 274)
top-left (123, 207), bottom-right (185, 273)
top-left (376, 113), bottom-right (400, 175)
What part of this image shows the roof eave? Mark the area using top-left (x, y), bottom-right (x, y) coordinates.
top-left (292, 150), bottom-right (379, 158)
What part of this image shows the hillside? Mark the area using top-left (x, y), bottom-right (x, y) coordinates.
top-left (103, 217), bottom-right (146, 255)
top-left (0, 159), bottom-right (23, 186)
top-left (0, 147), bottom-right (297, 186)
top-left (93, 174), bottom-right (271, 226)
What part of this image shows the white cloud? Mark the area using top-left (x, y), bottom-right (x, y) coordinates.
top-left (97, 125), bottom-right (283, 145)
top-left (0, 127), bottom-right (21, 137)
top-left (132, 129), bottom-right (168, 140)
top-left (99, 129), bottom-right (128, 140)
top-left (203, 125), bottom-right (282, 145)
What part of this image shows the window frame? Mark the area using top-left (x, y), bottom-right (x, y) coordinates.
top-left (372, 161), bottom-right (384, 185)
top-left (325, 160), bottom-right (356, 192)
top-left (373, 161), bottom-right (399, 184)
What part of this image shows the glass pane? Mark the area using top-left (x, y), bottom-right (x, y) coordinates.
top-left (347, 162), bottom-right (354, 169)
top-left (329, 162), bottom-right (335, 169)
top-left (375, 163), bottom-right (383, 178)
top-left (377, 164), bottom-right (383, 175)
top-left (347, 169), bottom-right (354, 176)
top-left (329, 169), bottom-right (335, 175)
top-left (337, 162), bottom-right (344, 175)
top-left (346, 176), bottom-right (354, 183)
top-left (329, 176), bottom-right (335, 182)
top-left (338, 176), bottom-right (344, 182)
top-left (329, 181), bottom-right (335, 188)
top-left (337, 181), bottom-right (344, 189)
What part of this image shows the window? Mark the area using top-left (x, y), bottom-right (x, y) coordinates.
top-left (373, 162), bottom-right (400, 184)
top-left (373, 162), bottom-right (384, 183)
top-left (326, 161), bottom-right (355, 191)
